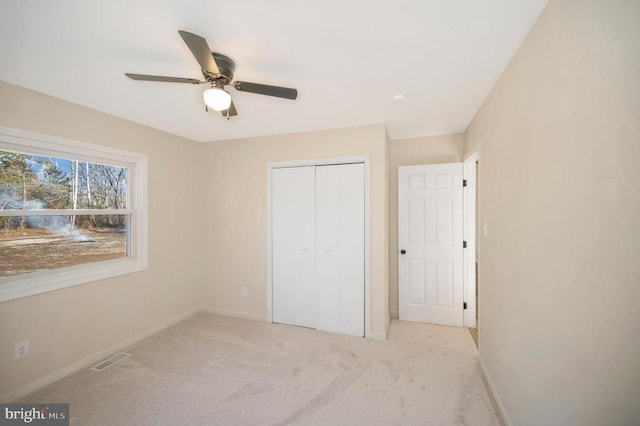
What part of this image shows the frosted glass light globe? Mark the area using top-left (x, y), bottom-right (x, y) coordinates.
top-left (203, 87), bottom-right (231, 111)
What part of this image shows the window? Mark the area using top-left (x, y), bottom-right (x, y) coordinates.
top-left (0, 126), bottom-right (147, 302)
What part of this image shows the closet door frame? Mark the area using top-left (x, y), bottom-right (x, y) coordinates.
top-left (267, 156), bottom-right (371, 338)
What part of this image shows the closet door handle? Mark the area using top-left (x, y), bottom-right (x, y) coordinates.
top-left (400, 249), bottom-right (406, 255)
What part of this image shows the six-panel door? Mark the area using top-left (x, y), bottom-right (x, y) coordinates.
top-left (398, 163), bottom-right (464, 327)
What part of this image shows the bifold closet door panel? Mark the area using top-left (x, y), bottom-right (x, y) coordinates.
top-left (315, 163), bottom-right (365, 337)
top-left (272, 166), bottom-right (316, 328)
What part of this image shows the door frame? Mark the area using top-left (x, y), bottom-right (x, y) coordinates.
top-left (463, 153), bottom-right (478, 328)
top-left (266, 156), bottom-right (371, 338)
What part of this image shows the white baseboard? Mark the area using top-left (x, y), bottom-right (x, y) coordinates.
top-left (2, 307), bottom-right (200, 402)
top-left (199, 306), bottom-right (265, 322)
top-left (479, 356), bottom-right (511, 426)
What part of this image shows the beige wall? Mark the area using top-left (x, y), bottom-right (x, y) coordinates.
top-left (0, 83), bottom-right (392, 397)
top-left (464, 0), bottom-right (640, 424)
top-left (388, 134), bottom-right (463, 317)
top-left (200, 125), bottom-right (390, 337)
top-left (0, 81), bottom-right (203, 399)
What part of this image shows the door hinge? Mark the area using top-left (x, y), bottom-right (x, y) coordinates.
top-left (463, 302), bottom-right (468, 310)
top-left (463, 241), bottom-right (467, 248)
top-left (463, 179), bottom-right (467, 187)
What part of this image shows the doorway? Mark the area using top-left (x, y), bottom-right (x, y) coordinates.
top-left (464, 154), bottom-right (479, 346)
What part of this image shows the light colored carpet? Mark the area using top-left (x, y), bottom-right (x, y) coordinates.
top-left (18, 313), bottom-right (503, 425)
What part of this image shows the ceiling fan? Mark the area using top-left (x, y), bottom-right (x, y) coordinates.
top-left (125, 30), bottom-right (298, 119)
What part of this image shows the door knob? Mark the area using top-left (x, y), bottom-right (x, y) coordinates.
top-left (400, 249), bottom-right (406, 255)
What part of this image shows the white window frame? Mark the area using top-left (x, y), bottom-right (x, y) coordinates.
top-left (0, 126), bottom-right (148, 302)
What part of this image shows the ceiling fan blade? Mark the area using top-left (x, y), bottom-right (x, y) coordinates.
top-left (220, 100), bottom-right (238, 117)
top-left (125, 73), bottom-right (204, 84)
top-left (178, 30), bottom-right (220, 75)
top-left (233, 81), bottom-right (297, 100)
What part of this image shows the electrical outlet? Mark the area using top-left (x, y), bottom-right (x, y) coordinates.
top-left (241, 286), bottom-right (248, 297)
top-left (15, 340), bottom-right (29, 360)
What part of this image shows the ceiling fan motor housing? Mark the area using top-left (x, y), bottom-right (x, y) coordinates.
top-left (210, 53), bottom-right (235, 84)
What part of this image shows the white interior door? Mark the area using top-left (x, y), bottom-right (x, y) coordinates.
top-left (272, 166), bottom-right (316, 328)
top-left (398, 163), bottom-right (464, 326)
top-left (315, 163), bottom-right (365, 337)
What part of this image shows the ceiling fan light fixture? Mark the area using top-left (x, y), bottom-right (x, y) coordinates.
top-left (203, 86), bottom-right (231, 111)
top-left (126, 31), bottom-right (297, 119)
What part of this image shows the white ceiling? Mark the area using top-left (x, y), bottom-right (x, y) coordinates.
top-left (0, 0), bottom-right (548, 143)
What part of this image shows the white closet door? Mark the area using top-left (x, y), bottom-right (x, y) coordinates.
top-left (272, 166), bottom-right (316, 328)
top-left (315, 163), bottom-right (365, 337)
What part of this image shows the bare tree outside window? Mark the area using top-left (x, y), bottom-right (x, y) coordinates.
top-left (0, 150), bottom-right (129, 277)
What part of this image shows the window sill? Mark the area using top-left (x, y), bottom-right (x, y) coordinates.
top-left (0, 258), bottom-right (147, 303)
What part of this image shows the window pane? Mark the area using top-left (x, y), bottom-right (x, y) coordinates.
top-left (0, 215), bottom-right (128, 277)
top-left (0, 151), bottom-right (127, 210)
